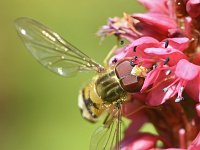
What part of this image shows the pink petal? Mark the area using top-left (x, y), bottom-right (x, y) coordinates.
top-left (141, 68), bottom-right (161, 92)
top-left (175, 59), bottom-right (200, 80)
top-left (109, 51), bottom-right (127, 65)
top-left (109, 37), bottom-right (159, 64)
top-left (109, 46), bottom-right (129, 65)
top-left (146, 77), bottom-right (177, 106)
top-left (121, 133), bottom-right (159, 150)
top-left (146, 84), bottom-right (177, 106)
top-left (186, 0), bottom-right (200, 18)
top-left (168, 28), bottom-right (186, 38)
top-left (125, 36), bottom-right (159, 51)
top-left (138, 0), bottom-right (168, 14)
top-left (188, 131), bottom-right (200, 150)
top-left (133, 13), bottom-right (177, 34)
top-left (185, 75), bottom-right (200, 101)
top-left (144, 48), bottom-right (188, 66)
top-left (161, 38), bottom-right (189, 52)
top-left (113, 37), bottom-right (159, 60)
top-left (135, 22), bottom-right (168, 40)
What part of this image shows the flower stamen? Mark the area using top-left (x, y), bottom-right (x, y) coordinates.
top-left (166, 69), bottom-right (171, 75)
top-left (112, 58), bottom-right (118, 64)
top-left (164, 39), bottom-right (169, 48)
top-left (130, 59), bottom-right (136, 67)
top-left (133, 46), bottom-right (137, 52)
top-left (164, 57), bottom-right (170, 65)
top-left (134, 56), bottom-right (138, 60)
top-left (175, 97), bottom-right (184, 102)
top-left (163, 87), bottom-right (168, 93)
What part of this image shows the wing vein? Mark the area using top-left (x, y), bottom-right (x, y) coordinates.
top-left (15, 17), bottom-right (104, 77)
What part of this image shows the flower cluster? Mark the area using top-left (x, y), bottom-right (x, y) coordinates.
top-left (98, 0), bottom-right (200, 149)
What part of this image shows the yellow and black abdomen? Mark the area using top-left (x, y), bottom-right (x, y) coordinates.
top-left (78, 81), bottom-right (104, 123)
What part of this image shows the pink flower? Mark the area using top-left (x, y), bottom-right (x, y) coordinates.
top-left (138, 0), bottom-right (169, 15)
top-left (99, 0), bottom-right (200, 149)
top-left (97, 13), bottom-right (141, 42)
top-left (132, 12), bottom-right (177, 40)
top-left (97, 0), bottom-right (180, 41)
top-left (144, 59), bottom-right (200, 105)
top-left (109, 35), bottom-right (200, 106)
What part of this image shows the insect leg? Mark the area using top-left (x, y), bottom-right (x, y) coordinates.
top-left (103, 45), bottom-right (118, 66)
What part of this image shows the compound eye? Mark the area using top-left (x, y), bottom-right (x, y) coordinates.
top-left (115, 60), bottom-right (144, 93)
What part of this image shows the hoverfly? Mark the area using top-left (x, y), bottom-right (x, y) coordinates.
top-left (15, 18), bottom-right (146, 150)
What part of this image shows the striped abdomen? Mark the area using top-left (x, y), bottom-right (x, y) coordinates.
top-left (95, 70), bottom-right (127, 103)
top-left (78, 80), bottom-right (104, 123)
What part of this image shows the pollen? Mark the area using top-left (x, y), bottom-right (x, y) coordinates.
top-left (131, 65), bottom-right (148, 77)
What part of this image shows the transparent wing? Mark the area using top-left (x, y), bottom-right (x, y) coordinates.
top-left (15, 17), bottom-right (104, 77)
top-left (90, 107), bottom-right (123, 150)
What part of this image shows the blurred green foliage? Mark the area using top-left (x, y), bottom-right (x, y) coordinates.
top-left (0, 0), bottom-right (143, 149)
